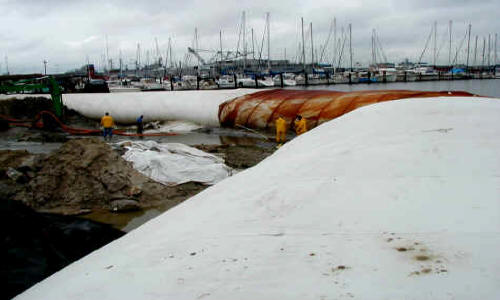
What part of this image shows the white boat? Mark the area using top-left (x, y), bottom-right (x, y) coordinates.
top-left (333, 72), bottom-right (359, 84)
top-left (173, 75), bottom-right (197, 90)
top-left (374, 68), bottom-right (398, 82)
top-left (257, 76), bottom-right (275, 87)
top-left (273, 73), bottom-right (297, 86)
top-left (107, 79), bottom-right (142, 93)
top-left (217, 75), bottom-right (236, 88)
top-left (411, 67), bottom-right (439, 81)
top-left (236, 76), bottom-right (256, 88)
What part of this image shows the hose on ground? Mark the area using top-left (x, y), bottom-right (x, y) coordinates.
top-left (0, 111), bottom-right (178, 137)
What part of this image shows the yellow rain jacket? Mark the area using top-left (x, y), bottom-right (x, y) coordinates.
top-left (275, 117), bottom-right (287, 142)
top-left (100, 115), bottom-right (115, 128)
top-left (294, 118), bottom-right (307, 135)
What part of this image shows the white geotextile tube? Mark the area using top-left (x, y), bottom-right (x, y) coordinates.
top-left (15, 97), bottom-right (500, 300)
top-left (62, 89), bottom-right (258, 126)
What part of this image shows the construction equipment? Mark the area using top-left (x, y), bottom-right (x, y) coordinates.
top-left (0, 76), bottom-right (63, 117)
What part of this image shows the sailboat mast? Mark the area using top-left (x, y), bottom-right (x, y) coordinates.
top-left (168, 38), bottom-right (173, 68)
top-left (349, 23), bottom-right (352, 72)
top-left (371, 29), bottom-right (375, 66)
top-left (194, 27), bottom-right (199, 71)
top-left (495, 33), bottom-right (498, 67)
top-left (333, 17), bottom-right (337, 74)
top-left (466, 24), bottom-right (471, 68)
top-left (433, 21), bottom-right (437, 66)
top-left (482, 37), bottom-right (486, 67)
top-left (267, 12), bottom-right (271, 71)
top-left (119, 49), bottom-right (123, 78)
top-left (301, 17), bottom-right (306, 71)
top-left (448, 20), bottom-right (452, 67)
top-left (310, 22), bottom-right (314, 68)
top-left (487, 34), bottom-right (491, 67)
top-left (219, 30), bottom-right (223, 72)
top-left (105, 34), bottom-right (110, 74)
top-left (251, 28), bottom-right (255, 60)
top-left (4, 56), bottom-right (9, 75)
top-left (474, 35), bottom-right (478, 65)
top-left (136, 43), bottom-right (141, 71)
top-left (242, 11), bottom-right (247, 70)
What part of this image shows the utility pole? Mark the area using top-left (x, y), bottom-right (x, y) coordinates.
top-left (266, 12), bottom-right (271, 71)
top-left (43, 59), bottom-right (48, 75)
top-left (301, 17), bottom-right (306, 71)
top-left (466, 24), bottom-right (471, 69)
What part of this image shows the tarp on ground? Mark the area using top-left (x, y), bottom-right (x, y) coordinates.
top-left (120, 141), bottom-right (231, 186)
top-left (16, 97), bottom-right (500, 300)
top-left (62, 89), bottom-right (258, 126)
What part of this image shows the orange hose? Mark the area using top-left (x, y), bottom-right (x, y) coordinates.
top-left (1, 111), bottom-right (178, 137)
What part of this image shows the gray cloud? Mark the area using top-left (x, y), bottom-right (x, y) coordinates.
top-left (1, 0), bottom-right (498, 73)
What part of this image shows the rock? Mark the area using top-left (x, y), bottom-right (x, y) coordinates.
top-left (110, 199), bottom-right (140, 212)
top-left (17, 131), bottom-right (68, 143)
top-left (6, 167), bottom-right (27, 183)
top-left (120, 141), bottom-right (133, 148)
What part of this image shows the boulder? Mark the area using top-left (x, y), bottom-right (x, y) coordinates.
top-left (110, 199), bottom-right (140, 212)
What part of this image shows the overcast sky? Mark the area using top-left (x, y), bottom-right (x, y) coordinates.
top-left (1, 0), bottom-right (498, 74)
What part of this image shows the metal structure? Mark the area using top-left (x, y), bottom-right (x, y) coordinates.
top-left (0, 76), bottom-right (63, 117)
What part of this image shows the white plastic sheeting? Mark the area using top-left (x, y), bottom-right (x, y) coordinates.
top-left (143, 120), bottom-right (203, 133)
top-left (62, 90), bottom-right (258, 126)
top-left (16, 97), bottom-right (500, 300)
top-left (120, 141), bottom-right (231, 186)
top-left (0, 94), bottom-right (51, 101)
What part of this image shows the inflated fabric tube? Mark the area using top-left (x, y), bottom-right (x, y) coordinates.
top-left (218, 89), bottom-right (476, 130)
top-left (15, 97), bottom-right (500, 300)
top-left (63, 89), bottom-right (258, 126)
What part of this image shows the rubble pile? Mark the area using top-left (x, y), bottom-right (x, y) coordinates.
top-left (1, 138), bottom-right (195, 214)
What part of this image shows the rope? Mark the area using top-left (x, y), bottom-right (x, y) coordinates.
top-left (0, 111), bottom-right (178, 137)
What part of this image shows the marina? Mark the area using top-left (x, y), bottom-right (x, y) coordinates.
top-left (2, 2), bottom-right (500, 300)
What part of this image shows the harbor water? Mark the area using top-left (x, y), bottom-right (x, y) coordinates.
top-left (291, 78), bottom-right (500, 98)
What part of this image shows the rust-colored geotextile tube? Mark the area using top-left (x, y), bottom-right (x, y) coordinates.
top-left (218, 89), bottom-right (476, 130)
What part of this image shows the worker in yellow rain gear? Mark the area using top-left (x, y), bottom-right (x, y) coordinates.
top-left (275, 116), bottom-right (287, 144)
top-left (294, 115), bottom-right (307, 136)
top-left (100, 112), bottom-right (115, 141)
